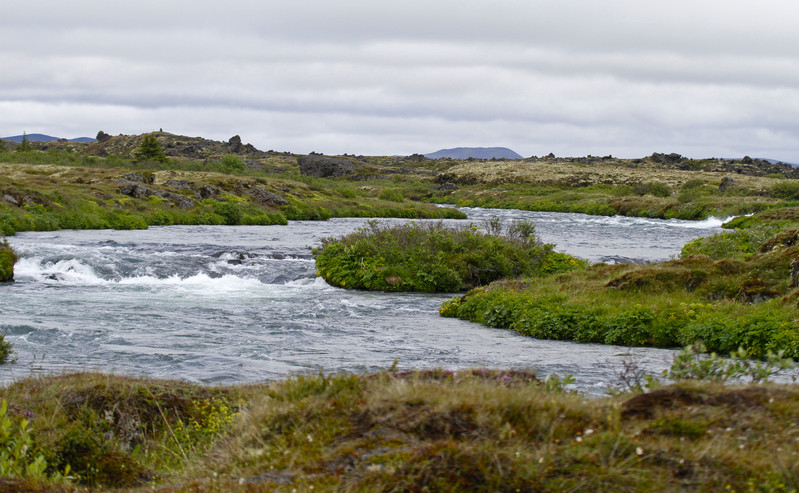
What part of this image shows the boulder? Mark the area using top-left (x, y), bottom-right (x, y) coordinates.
top-left (249, 188), bottom-right (288, 206)
top-left (297, 155), bottom-right (356, 178)
top-left (718, 176), bottom-right (738, 192)
top-left (228, 135), bottom-right (242, 153)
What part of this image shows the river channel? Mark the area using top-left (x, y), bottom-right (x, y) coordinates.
top-left (1, 208), bottom-right (728, 394)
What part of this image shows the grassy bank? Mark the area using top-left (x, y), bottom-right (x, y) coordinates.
top-left (3, 140), bottom-right (799, 237)
top-left (1, 369), bottom-right (798, 491)
top-left (313, 219), bottom-right (586, 292)
top-left (440, 223), bottom-right (799, 357)
top-left (0, 162), bottom-right (465, 237)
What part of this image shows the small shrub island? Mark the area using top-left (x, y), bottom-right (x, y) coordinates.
top-left (313, 219), bottom-right (586, 292)
top-left (0, 238), bottom-right (17, 282)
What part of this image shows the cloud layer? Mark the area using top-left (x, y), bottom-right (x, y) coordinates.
top-left (3, 1), bottom-right (799, 161)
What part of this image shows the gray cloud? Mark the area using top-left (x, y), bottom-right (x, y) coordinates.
top-left (3, 1), bottom-right (799, 161)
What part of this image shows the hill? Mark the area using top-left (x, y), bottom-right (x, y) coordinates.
top-left (1, 133), bottom-right (96, 143)
top-left (424, 147), bottom-right (523, 160)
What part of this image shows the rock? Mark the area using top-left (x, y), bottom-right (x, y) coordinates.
top-left (736, 278), bottom-right (778, 303)
top-left (435, 182), bottom-right (459, 192)
top-left (96, 130), bottom-right (111, 143)
top-left (650, 152), bottom-right (684, 164)
top-left (198, 185), bottom-right (220, 198)
top-left (118, 183), bottom-right (194, 209)
top-left (164, 180), bottom-right (195, 190)
top-left (2, 195), bottom-right (19, 206)
top-left (249, 188), bottom-right (288, 206)
top-left (297, 155), bottom-right (356, 178)
top-left (741, 155), bottom-right (754, 164)
top-left (405, 153), bottom-right (427, 162)
top-left (228, 135), bottom-right (242, 153)
top-left (121, 173), bottom-right (153, 184)
top-left (718, 176), bottom-right (738, 192)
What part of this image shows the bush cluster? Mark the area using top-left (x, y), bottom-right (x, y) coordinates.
top-left (313, 219), bottom-right (586, 292)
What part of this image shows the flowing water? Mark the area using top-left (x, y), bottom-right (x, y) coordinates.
top-left (0, 208), bottom-right (728, 394)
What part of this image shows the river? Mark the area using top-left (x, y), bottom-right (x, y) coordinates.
top-left (0, 208), bottom-right (727, 394)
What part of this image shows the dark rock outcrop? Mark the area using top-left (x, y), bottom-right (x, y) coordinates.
top-left (718, 176), bottom-right (738, 192)
top-left (297, 155), bottom-right (356, 178)
top-left (96, 130), bottom-right (111, 143)
top-left (118, 183), bottom-right (194, 209)
top-left (249, 188), bottom-right (288, 207)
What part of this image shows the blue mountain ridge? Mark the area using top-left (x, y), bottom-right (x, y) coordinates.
top-left (1, 133), bottom-right (96, 143)
top-left (424, 147), bottom-right (523, 160)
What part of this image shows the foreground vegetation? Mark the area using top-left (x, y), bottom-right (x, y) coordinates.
top-left (0, 362), bottom-right (798, 491)
top-left (314, 219), bottom-right (586, 292)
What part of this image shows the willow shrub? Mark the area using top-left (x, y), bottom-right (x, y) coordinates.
top-left (313, 220), bottom-right (586, 292)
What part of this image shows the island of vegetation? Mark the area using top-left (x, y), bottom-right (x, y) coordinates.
top-left (313, 219), bottom-right (586, 292)
top-left (3, 131), bottom-right (799, 490)
top-left (0, 238), bottom-right (16, 283)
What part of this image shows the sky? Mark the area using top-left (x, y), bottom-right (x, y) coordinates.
top-left (3, 1), bottom-right (799, 161)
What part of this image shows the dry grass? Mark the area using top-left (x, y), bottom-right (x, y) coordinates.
top-left (442, 159), bottom-right (782, 191)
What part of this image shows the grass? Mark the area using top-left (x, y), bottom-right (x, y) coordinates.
top-left (313, 219), bottom-right (586, 292)
top-left (1, 370), bottom-right (799, 491)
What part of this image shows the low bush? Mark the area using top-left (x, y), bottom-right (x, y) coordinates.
top-left (314, 219), bottom-right (586, 292)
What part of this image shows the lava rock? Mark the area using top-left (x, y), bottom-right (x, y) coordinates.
top-left (297, 155), bottom-right (356, 178)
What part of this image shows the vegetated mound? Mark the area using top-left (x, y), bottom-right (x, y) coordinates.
top-left (2, 370), bottom-right (799, 491)
top-left (424, 147), bottom-right (523, 160)
top-left (313, 219), bottom-right (586, 292)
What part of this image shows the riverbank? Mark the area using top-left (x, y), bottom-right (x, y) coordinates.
top-left (439, 212), bottom-right (799, 357)
top-left (1, 370), bottom-right (798, 491)
top-left (3, 134), bottom-right (799, 238)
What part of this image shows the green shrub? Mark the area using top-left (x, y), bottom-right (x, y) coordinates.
top-left (134, 134), bottom-right (168, 163)
top-left (314, 220), bottom-right (585, 292)
top-left (770, 181), bottom-right (799, 200)
top-left (680, 226), bottom-right (779, 260)
top-left (217, 155), bottom-right (246, 174)
top-left (0, 401), bottom-right (65, 481)
top-left (0, 238), bottom-right (17, 282)
top-left (377, 188), bottom-right (404, 202)
top-left (632, 182), bottom-right (671, 197)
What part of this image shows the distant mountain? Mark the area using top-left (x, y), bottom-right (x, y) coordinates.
top-left (424, 147), bottom-right (523, 160)
top-left (1, 133), bottom-right (96, 143)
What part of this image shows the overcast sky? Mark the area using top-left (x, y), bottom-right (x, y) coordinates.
top-left (3, 1), bottom-right (799, 161)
